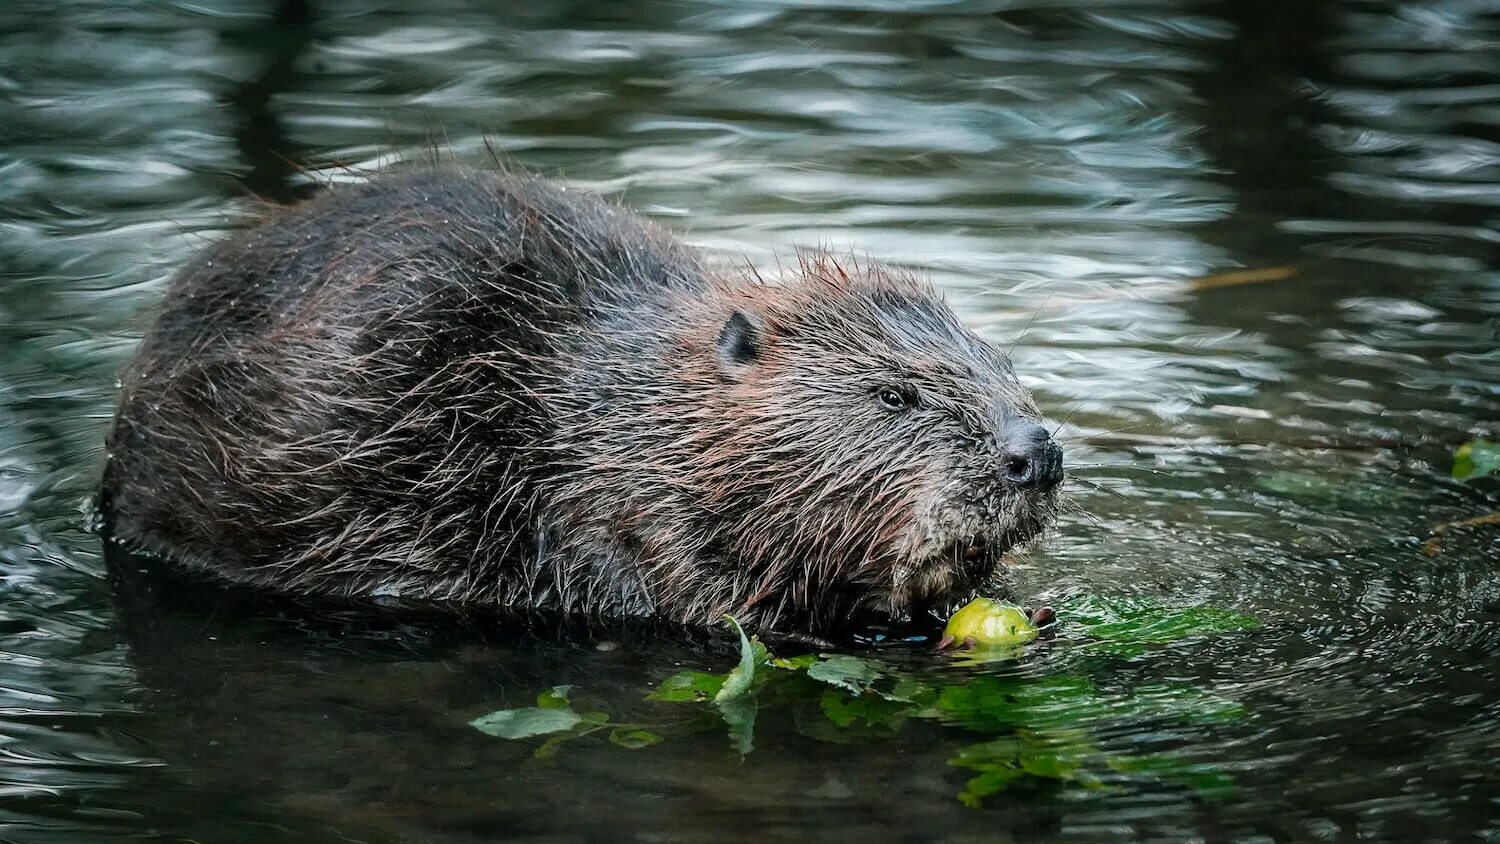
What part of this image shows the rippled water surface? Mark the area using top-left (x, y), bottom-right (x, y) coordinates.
top-left (3, 1), bottom-right (1498, 841)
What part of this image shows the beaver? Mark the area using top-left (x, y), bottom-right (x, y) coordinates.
top-left (100, 168), bottom-right (1063, 635)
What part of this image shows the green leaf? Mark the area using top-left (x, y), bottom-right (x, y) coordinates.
top-left (1454, 439), bottom-right (1500, 481)
top-left (608, 728), bottom-right (663, 750)
top-left (936, 675), bottom-right (1099, 733)
top-left (806, 655), bottom-right (882, 695)
top-left (536, 685), bottom-right (573, 709)
top-left (820, 690), bottom-right (861, 728)
top-left (1018, 749), bottom-right (1082, 781)
top-left (1059, 596), bottom-right (1260, 655)
top-left (470, 707), bottom-right (583, 739)
top-left (715, 616), bottom-right (757, 703)
top-left (1107, 754), bottom-right (1236, 799)
top-left (771, 654), bottom-right (818, 671)
top-left (957, 767), bottom-right (1025, 807)
top-left (948, 737), bottom-right (1043, 772)
top-left (818, 689), bottom-right (909, 731)
top-left (950, 738), bottom-right (1026, 806)
top-left (717, 695), bottom-right (757, 756)
top-left (747, 637), bottom-right (771, 668)
top-left (881, 676), bottom-right (935, 706)
top-left (648, 670), bottom-right (726, 702)
top-left (936, 671), bottom-right (1245, 737)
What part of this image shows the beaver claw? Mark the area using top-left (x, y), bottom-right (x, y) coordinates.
top-left (1029, 606), bottom-right (1057, 635)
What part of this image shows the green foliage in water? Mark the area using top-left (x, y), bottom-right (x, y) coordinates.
top-left (1453, 439), bottom-right (1499, 481)
top-left (471, 601), bottom-right (1259, 806)
top-left (1057, 595), bottom-right (1261, 659)
top-left (469, 685), bottom-right (661, 757)
top-left (714, 615), bottom-right (759, 702)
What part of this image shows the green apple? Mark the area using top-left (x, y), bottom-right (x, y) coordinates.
top-left (943, 597), bottom-right (1039, 647)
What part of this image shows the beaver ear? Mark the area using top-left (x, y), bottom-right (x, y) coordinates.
top-left (715, 309), bottom-right (763, 379)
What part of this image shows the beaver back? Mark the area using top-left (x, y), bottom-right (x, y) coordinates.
top-left (104, 171), bottom-right (705, 609)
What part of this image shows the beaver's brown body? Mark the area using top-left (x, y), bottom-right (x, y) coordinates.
top-left (101, 169), bottom-right (1062, 634)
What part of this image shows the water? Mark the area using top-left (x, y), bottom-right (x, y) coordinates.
top-left (2, 0), bottom-right (1497, 840)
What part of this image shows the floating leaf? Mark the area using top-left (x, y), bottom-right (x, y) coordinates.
top-left (806, 655), bottom-right (882, 695)
top-left (1106, 754), bottom-right (1236, 798)
top-left (536, 685), bottom-right (573, 710)
top-left (882, 676), bottom-right (935, 706)
top-left (473, 597), bottom-right (1257, 808)
top-left (1454, 439), bottom-right (1500, 482)
top-left (649, 670), bottom-right (726, 703)
top-left (1059, 596), bottom-right (1260, 657)
top-left (608, 728), bottom-right (663, 749)
top-left (1017, 747), bottom-right (1084, 780)
top-left (957, 766), bottom-right (1025, 808)
top-left (470, 707), bottom-right (583, 739)
top-left (771, 654), bottom-right (818, 671)
top-left (715, 616), bottom-right (757, 703)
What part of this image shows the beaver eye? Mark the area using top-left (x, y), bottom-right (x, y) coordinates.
top-left (876, 386), bottom-right (912, 411)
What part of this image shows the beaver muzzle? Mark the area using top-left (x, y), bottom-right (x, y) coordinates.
top-left (998, 419), bottom-right (1064, 491)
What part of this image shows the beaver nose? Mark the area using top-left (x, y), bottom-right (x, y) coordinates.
top-left (999, 421), bottom-right (1063, 491)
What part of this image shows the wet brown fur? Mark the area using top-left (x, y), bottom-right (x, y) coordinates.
top-left (101, 168), bottom-right (1057, 634)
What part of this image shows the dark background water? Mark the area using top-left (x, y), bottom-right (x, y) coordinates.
top-left (2, 1), bottom-right (1498, 841)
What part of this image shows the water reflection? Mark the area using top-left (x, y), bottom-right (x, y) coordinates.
top-left (0, 0), bottom-right (1496, 841)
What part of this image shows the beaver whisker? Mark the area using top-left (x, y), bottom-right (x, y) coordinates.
top-left (1055, 490), bottom-right (1102, 519)
top-left (1049, 402), bottom-right (1089, 438)
top-left (1065, 475), bottom-right (1139, 507)
top-left (1065, 464), bottom-right (1170, 478)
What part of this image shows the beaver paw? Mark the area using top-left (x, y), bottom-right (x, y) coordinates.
top-left (1028, 606), bottom-right (1057, 640)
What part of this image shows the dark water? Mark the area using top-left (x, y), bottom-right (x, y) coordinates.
top-left (3, 0), bottom-right (1498, 841)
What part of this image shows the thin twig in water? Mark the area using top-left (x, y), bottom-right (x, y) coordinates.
top-left (1423, 511), bottom-right (1500, 556)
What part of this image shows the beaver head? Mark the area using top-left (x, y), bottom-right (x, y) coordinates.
top-left (553, 253), bottom-right (1061, 632)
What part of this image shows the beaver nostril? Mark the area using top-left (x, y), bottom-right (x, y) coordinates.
top-left (1000, 420), bottom-right (1063, 490)
top-left (1002, 454), bottom-right (1032, 483)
